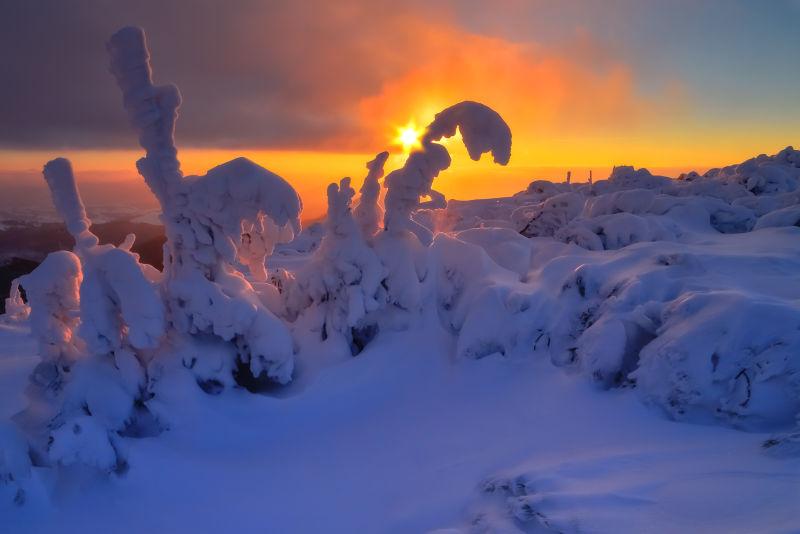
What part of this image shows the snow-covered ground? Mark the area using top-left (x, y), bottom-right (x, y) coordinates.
top-left (4, 147), bottom-right (800, 531)
top-left (2, 308), bottom-right (798, 533)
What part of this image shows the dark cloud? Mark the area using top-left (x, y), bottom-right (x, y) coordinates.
top-left (0, 0), bottom-right (450, 150)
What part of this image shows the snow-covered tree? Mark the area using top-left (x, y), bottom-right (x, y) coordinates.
top-left (383, 101), bottom-right (512, 245)
top-left (376, 101), bottom-right (513, 320)
top-left (19, 250), bottom-right (82, 393)
top-left (286, 177), bottom-right (386, 354)
top-left (353, 151), bottom-right (389, 239)
top-left (43, 158), bottom-right (165, 354)
top-left (107, 26), bottom-right (301, 387)
top-left (16, 158), bottom-right (167, 472)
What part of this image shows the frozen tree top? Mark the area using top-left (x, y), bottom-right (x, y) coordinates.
top-left (383, 101), bottom-right (512, 240)
top-left (187, 157), bottom-right (302, 236)
top-left (424, 101), bottom-right (512, 165)
top-left (42, 158), bottom-right (98, 250)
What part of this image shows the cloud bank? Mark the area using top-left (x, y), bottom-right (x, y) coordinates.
top-left (1, 0), bottom-right (684, 151)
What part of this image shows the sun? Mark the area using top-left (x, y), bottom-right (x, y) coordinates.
top-left (393, 120), bottom-right (424, 153)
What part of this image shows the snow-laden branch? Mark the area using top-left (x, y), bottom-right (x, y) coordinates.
top-left (383, 101), bottom-right (512, 244)
top-left (353, 151), bottom-right (389, 238)
top-left (423, 101), bottom-right (511, 165)
top-left (107, 26), bottom-right (182, 207)
top-left (43, 159), bottom-right (99, 251)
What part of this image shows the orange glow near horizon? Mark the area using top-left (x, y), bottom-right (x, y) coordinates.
top-left (1, 4), bottom-right (797, 226)
top-left (1, 138), bottom-right (790, 223)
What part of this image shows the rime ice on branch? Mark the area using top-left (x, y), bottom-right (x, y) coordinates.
top-left (353, 151), bottom-right (389, 238)
top-left (383, 101), bottom-right (511, 244)
top-left (21, 251), bottom-right (82, 389)
top-left (107, 26), bottom-right (301, 385)
top-left (3, 279), bottom-right (30, 322)
top-left (42, 158), bottom-right (165, 355)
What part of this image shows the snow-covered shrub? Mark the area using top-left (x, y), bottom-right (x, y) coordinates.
top-left (2, 279), bottom-right (29, 323)
top-left (604, 165), bottom-right (671, 191)
top-left (431, 233), bottom-right (534, 359)
top-left (633, 291), bottom-right (800, 430)
top-left (353, 151), bottom-right (389, 238)
top-left (556, 212), bottom-right (679, 250)
top-left (584, 188), bottom-right (656, 217)
top-left (454, 227), bottom-right (533, 278)
top-left (286, 178), bottom-right (386, 354)
top-left (704, 146), bottom-right (800, 195)
top-left (19, 157), bottom-right (166, 471)
top-left (19, 250), bottom-right (82, 391)
top-left (107, 27), bottom-right (300, 387)
top-left (671, 175), bottom-right (751, 203)
top-left (518, 180), bottom-right (564, 199)
top-left (47, 415), bottom-right (121, 471)
top-left (514, 192), bottom-right (585, 237)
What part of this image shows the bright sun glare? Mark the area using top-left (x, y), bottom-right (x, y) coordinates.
top-left (393, 120), bottom-right (424, 153)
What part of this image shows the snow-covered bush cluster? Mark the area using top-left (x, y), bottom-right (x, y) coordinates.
top-left (281, 102), bottom-right (512, 356)
top-left (283, 175), bottom-right (387, 354)
top-left (432, 146), bottom-right (800, 431)
top-left (2, 23), bottom-right (800, 507)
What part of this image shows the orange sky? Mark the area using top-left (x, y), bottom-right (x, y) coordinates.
top-left (1, 1), bottom-right (797, 220)
top-left (0, 138), bottom-right (785, 221)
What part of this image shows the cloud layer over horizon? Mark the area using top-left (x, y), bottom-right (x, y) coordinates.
top-left (1, 0), bottom-right (798, 157)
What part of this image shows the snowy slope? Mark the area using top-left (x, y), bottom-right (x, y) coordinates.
top-left (4, 149), bottom-right (800, 531)
top-left (1, 314), bottom-right (798, 533)
top-left (4, 144), bottom-right (800, 530)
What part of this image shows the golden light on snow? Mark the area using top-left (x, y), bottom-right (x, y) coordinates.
top-left (393, 120), bottom-right (424, 153)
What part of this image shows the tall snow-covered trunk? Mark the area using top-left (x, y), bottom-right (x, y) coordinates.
top-left (107, 26), bottom-right (301, 386)
top-left (107, 26), bottom-right (185, 283)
